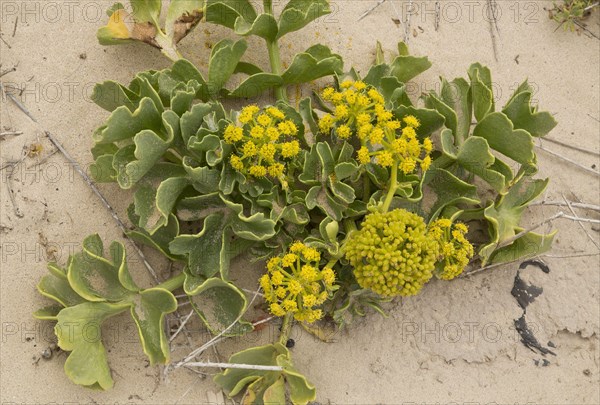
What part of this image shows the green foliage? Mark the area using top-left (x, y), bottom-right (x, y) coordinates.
top-left (34, 235), bottom-right (178, 389)
top-left (97, 0), bottom-right (204, 60)
top-left (550, 0), bottom-right (597, 31)
top-left (214, 343), bottom-right (316, 405)
top-left (36, 1), bottom-right (561, 401)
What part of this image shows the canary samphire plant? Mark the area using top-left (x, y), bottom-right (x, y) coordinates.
top-left (34, 0), bottom-right (559, 402)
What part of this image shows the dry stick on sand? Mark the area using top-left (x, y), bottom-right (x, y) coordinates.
top-left (174, 288), bottom-right (263, 369)
top-left (531, 200), bottom-right (600, 212)
top-left (185, 362), bottom-right (283, 372)
top-left (0, 66), bottom-right (16, 78)
top-left (462, 252), bottom-right (600, 278)
top-left (461, 212), bottom-right (600, 277)
top-left (403, 0), bottom-right (414, 43)
top-left (562, 194), bottom-right (600, 250)
top-left (536, 142), bottom-right (600, 176)
top-left (543, 137), bottom-right (600, 157)
top-left (1, 83), bottom-right (37, 122)
top-left (358, 0), bottom-right (387, 21)
top-left (44, 131), bottom-right (160, 283)
top-left (486, 0), bottom-right (501, 61)
top-left (0, 131), bottom-right (23, 137)
top-left (4, 160), bottom-right (25, 218)
top-left (169, 310), bottom-right (195, 343)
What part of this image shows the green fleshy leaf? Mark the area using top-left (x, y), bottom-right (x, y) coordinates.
top-left (389, 42), bottom-right (432, 83)
top-left (127, 209), bottom-right (183, 261)
top-left (502, 86), bottom-right (557, 137)
top-left (424, 92), bottom-right (457, 139)
top-left (306, 185), bottom-right (345, 221)
top-left (393, 106), bottom-right (445, 138)
top-left (227, 73), bottom-right (283, 98)
top-left (129, 288), bottom-right (177, 365)
top-left (426, 168), bottom-right (480, 220)
top-left (159, 59), bottom-right (207, 101)
top-left (37, 272), bottom-right (86, 308)
top-left (473, 112), bottom-right (535, 166)
top-left (205, 0), bottom-right (258, 29)
top-left (55, 302), bottom-right (130, 390)
top-left (488, 231), bottom-right (557, 264)
top-left (109, 240), bottom-right (139, 292)
top-left (67, 235), bottom-right (131, 302)
top-left (214, 343), bottom-right (316, 405)
top-left (478, 178), bottom-right (551, 264)
top-left (91, 81), bottom-right (139, 112)
top-left (93, 97), bottom-right (162, 144)
top-left (180, 103), bottom-right (215, 145)
top-left (214, 344), bottom-right (282, 396)
top-left (277, 353), bottom-right (317, 404)
top-left (378, 76), bottom-right (412, 108)
top-left (277, 0), bottom-right (330, 38)
top-left (440, 129), bottom-right (508, 193)
top-left (208, 39), bottom-right (248, 96)
top-left (262, 377), bottom-right (286, 404)
top-left (33, 305), bottom-right (62, 320)
top-left (221, 197), bottom-right (277, 240)
top-left (298, 97), bottom-right (319, 142)
top-left (113, 111), bottom-right (179, 189)
top-left (186, 276), bottom-right (252, 336)
top-left (169, 213), bottom-right (226, 278)
top-left (234, 13), bottom-right (278, 40)
top-left (281, 45), bottom-right (343, 85)
top-left (176, 192), bottom-right (224, 221)
top-left (468, 63), bottom-right (494, 122)
top-left (131, 163), bottom-right (187, 233)
top-left (363, 64), bottom-right (390, 88)
top-left (130, 0), bottom-right (161, 24)
top-left (440, 77), bottom-right (472, 143)
top-left (234, 61), bottom-right (263, 76)
top-left (90, 155), bottom-right (118, 183)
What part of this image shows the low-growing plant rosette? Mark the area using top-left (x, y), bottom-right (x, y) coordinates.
top-left (34, 0), bottom-right (560, 403)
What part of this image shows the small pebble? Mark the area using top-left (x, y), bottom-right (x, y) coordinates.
top-left (79, 53), bottom-right (87, 60)
top-left (285, 338), bottom-right (295, 348)
top-left (542, 359), bottom-right (550, 367)
top-left (41, 348), bottom-right (52, 360)
top-left (583, 369), bottom-right (591, 376)
top-left (547, 341), bottom-right (556, 348)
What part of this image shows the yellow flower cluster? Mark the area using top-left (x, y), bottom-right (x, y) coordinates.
top-left (260, 242), bottom-right (336, 323)
top-left (224, 105), bottom-right (301, 182)
top-left (428, 219), bottom-right (474, 280)
top-left (345, 209), bottom-right (438, 297)
top-left (318, 81), bottom-right (433, 175)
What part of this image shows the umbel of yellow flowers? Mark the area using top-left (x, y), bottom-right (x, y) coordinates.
top-left (224, 105), bottom-right (300, 182)
top-left (260, 242), bottom-right (336, 323)
top-left (318, 80), bottom-right (432, 175)
top-left (429, 218), bottom-right (475, 280)
top-left (344, 210), bottom-right (474, 297)
top-left (344, 209), bottom-right (438, 297)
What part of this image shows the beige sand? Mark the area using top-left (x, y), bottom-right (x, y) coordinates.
top-left (1, 1), bottom-right (599, 403)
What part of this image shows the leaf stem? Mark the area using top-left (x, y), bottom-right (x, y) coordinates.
top-left (156, 272), bottom-right (186, 292)
top-left (278, 313), bottom-right (293, 345)
top-left (264, 0), bottom-right (288, 102)
top-left (381, 160), bottom-right (399, 213)
top-left (154, 30), bottom-right (182, 62)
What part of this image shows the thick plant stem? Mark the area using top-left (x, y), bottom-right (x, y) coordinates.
top-left (156, 272), bottom-right (186, 292)
top-left (278, 313), bottom-right (293, 345)
top-left (381, 161), bottom-right (399, 213)
top-left (264, 0), bottom-right (288, 102)
top-left (267, 40), bottom-right (288, 102)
